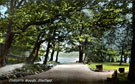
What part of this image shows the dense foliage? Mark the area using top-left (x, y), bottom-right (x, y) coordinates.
top-left (0, 0), bottom-right (132, 72)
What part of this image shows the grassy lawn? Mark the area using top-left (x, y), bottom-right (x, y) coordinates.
top-left (87, 62), bottom-right (130, 84)
top-left (106, 73), bottom-right (129, 84)
top-left (87, 62), bottom-right (129, 70)
top-left (117, 73), bottom-right (128, 84)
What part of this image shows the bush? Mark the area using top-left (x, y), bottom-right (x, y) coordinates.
top-left (48, 61), bottom-right (59, 65)
top-left (0, 64), bottom-right (49, 80)
top-left (8, 57), bottom-right (24, 64)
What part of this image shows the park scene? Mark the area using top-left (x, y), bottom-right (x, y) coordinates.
top-left (0, 0), bottom-right (135, 84)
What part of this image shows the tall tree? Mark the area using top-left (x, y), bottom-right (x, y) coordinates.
top-left (128, 0), bottom-right (135, 82)
top-left (43, 41), bottom-right (51, 65)
top-left (50, 47), bottom-right (55, 61)
top-left (0, 0), bottom-right (88, 67)
top-left (55, 50), bottom-right (59, 63)
top-left (0, 0), bottom-right (20, 66)
top-left (43, 25), bottom-right (57, 64)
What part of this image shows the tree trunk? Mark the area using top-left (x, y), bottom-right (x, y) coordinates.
top-left (26, 43), bottom-right (38, 63)
top-left (120, 45), bottom-right (124, 66)
top-left (0, 32), bottom-right (14, 67)
top-left (84, 53), bottom-right (88, 61)
top-left (0, 2), bottom-right (14, 67)
top-left (100, 50), bottom-right (104, 62)
top-left (26, 34), bottom-right (41, 63)
top-left (109, 55), bottom-right (111, 62)
top-left (55, 50), bottom-right (59, 62)
top-left (43, 41), bottom-right (51, 65)
top-left (50, 49), bottom-right (55, 61)
top-left (84, 38), bottom-right (88, 62)
top-left (31, 42), bottom-right (41, 63)
top-left (79, 45), bottom-right (83, 62)
top-left (128, 0), bottom-right (135, 82)
top-left (43, 27), bottom-right (57, 64)
top-left (124, 55), bottom-right (127, 63)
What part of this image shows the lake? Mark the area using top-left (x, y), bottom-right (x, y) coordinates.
top-left (40, 52), bottom-right (79, 63)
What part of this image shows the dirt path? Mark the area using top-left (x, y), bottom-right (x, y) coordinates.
top-left (13, 63), bottom-right (114, 84)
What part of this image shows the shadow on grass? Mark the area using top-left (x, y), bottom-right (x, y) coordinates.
top-left (105, 63), bottom-right (129, 66)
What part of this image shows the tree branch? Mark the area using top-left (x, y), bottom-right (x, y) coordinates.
top-left (20, 0), bottom-right (87, 32)
top-left (21, 14), bottom-right (60, 32)
top-left (16, 0), bottom-right (25, 8)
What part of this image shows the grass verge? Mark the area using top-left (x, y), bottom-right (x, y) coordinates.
top-left (87, 62), bottom-right (129, 70)
top-left (87, 62), bottom-right (130, 84)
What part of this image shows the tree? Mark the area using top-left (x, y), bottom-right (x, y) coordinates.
top-left (26, 32), bottom-right (45, 64)
top-left (128, 0), bottom-right (135, 82)
top-left (55, 44), bottom-right (60, 63)
top-left (0, 0), bottom-right (16, 66)
top-left (0, 0), bottom-right (89, 67)
top-left (50, 48), bottom-right (55, 61)
top-left (55, 34), bottom-right (64, 63)
top-left (0, 0), bottom-right (52, 66)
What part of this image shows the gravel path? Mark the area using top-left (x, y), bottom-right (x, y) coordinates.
top-left (0, 63), bottom-right (25, 76)
top-left (18, 63), bottom-right (114, 84)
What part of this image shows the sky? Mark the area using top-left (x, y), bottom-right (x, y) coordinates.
top-left (0, 6), bottom-right (7, 17)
